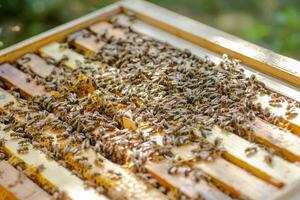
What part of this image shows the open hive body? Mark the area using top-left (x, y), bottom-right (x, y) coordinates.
top-left (0, 1), bottom-right (300, 200)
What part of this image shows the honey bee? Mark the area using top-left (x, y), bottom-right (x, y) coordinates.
top-left (17, 146), bottom-right (29, 154)
top-left (264, 155), bottom-right (273, 167)
top-left (244, 147), bottom-right (257, 157)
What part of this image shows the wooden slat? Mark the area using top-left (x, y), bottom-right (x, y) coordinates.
top-left (39, 42), bottom-right (85, 70)
top-left (39, 41), bottom-right (106, 75)
top-left (0, 161), bottom-right (51, 200)
top-left (0, 123), bottom-right (108, 200)
top-left (89, 21), bottom-right (127, 40)
top-left (16, 53), bottom-right (56, 78)
top-left (196, 158), bottom-right (278, 200)
top-left (252, 118), bottom-right (300, 161)
top-left (196, 125), bottom-right (300, 187)
top-left (72, 31), bottom-right (105, 57)
top-left (67, 29), bottom-right (90, 42)
top-left (0, 64), bottom-right (47, 98)
top-left (90, 21), bottom-right (113, 32)
top-left (258, 94), bottom-right (300, 134)
top-left (0, 68), bottom-right (167, 200)
top-left (146, 160), bottom-right (231, 200)
top-left (121, 0), bottom-right (300, 88)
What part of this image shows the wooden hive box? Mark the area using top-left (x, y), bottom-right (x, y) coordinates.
top-left (0, 0), bottom-right (300, 199)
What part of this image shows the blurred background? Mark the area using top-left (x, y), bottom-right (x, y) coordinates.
top-left (0, 0), bottom-right (299, 59)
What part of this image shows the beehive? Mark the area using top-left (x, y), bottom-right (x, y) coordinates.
top-left (0, 1), bottom-right (300, 200)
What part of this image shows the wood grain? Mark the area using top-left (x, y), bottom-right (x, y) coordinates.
top-left (0, 63), bottom-right (47, 98)
top-left (39, 42), bottom-right (85, 70)
top-left (90, 21), bottom-right (127, 40)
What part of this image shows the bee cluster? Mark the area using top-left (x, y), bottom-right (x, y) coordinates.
top-left (0, 18), bottom-right (299, 199)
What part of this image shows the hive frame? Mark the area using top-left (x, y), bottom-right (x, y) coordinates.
top-left (0, 0), bottom-right (299, 199)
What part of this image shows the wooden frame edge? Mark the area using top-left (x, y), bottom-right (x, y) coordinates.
top-left (0, 2), bottom-right (122, 63)
top-left (120, 0), bottom-right (300, 88)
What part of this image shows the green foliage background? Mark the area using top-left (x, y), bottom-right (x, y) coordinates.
top-left (0, 0), bottom-right (299, 59)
